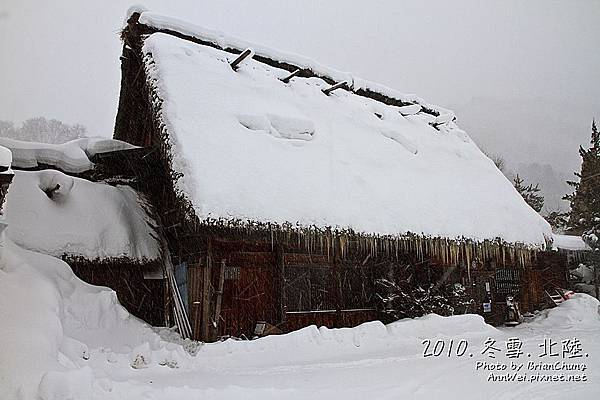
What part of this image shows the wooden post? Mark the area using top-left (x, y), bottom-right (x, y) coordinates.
top-left (595, 264), bottom-right (600, 301)
top-left (230, 48), bottom-right (254, 71)
top-left (163, 273), bottom-right (171, 327)
top-left (201, 241), bottom-right (213, 340)
top-left (188, 262), bottom-right (203, 339)
top-left (159, 235), bottom-right (192, 339)
top-left (334, 253), bottom-right (343, 328)
top-left (322, 81), bottom-right (347, 96)
top-left (211, 260), bottom-right (226, 340)
top-left (280, 68), bottom-right (301, 84)
top-left (274, 244), bottom-right (286, 324)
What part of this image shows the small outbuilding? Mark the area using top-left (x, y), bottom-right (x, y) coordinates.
top-left (1, 138), bottom-right (164, 325)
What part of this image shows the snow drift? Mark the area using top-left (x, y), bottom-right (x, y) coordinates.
top-left (0, 237), bottom-right (169, 399)
top-left (518, 293), bottom-right (600, 330)
top-left (195, 313), bottom-right (499, 369)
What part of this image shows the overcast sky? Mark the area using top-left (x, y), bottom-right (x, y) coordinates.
top-left (1, 0), bottom-right (599, 174)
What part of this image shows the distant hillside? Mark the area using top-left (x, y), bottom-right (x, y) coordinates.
top-left (450, 96), bottom-right (597, 215)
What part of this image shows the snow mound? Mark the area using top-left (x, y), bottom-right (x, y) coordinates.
top-left (380, 129), bottom-right (418, 154)
top-left (196, 313), bottom-right (497, 368)
top-left (268, 114), bottom-right (315, 141)
top-left (0, 238), bottom-right (171, 399)
top-left (37, 170), bottom-right (75, 198)
top-left (524, 294), bottom-right (600, 329)
top-left (0, 137), bottom-right (137, 174)
top-left (398, 104), bottom-right (421, 116)
top-left (0, 236), bottom-right (194, 398)
top-left (386, 313), bottom-right (498, 338)
top-left (4, 170), bottom-right (159, 260)
top-left (238, 114), bottom-right (315, 141)
top-left (37, 367), bottom-right (94, 400)
top-left (572, 263), bottom-right (596, 284)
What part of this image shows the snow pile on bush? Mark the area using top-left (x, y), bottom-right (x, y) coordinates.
top-left (0, 137), bottom-right (137, 174)
top-left (4, 170), bottom-right (159, 260)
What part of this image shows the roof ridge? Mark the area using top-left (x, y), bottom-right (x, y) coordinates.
top-left (123, 9), bottom-right (456, 125)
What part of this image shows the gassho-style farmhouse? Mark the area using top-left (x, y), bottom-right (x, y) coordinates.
top-left (0, 9), bottom-right (584, 342)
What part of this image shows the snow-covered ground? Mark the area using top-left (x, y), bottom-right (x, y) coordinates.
top-left (1, 232), bottom-right (598, 399)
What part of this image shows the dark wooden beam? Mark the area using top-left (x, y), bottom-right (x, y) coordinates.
top-left (201, 240), bottom-right (213, 340)
top-left (229, 48), bottom-right (254, 71)
top-left (322, 81), bottom-right (347, 96)
top-left (211, 260), bottom-right (225, 340)
top-left (280, 68), bottom-right (301, 83)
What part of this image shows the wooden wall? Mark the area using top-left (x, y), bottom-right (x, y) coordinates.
top-left (184, 238), bottom-right (382, 341)
top-left (466, 252), bottom-right (569, 326)
top-left (67, 258), bottom-right (165, 327)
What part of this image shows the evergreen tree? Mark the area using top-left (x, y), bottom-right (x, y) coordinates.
top-left (565, 120), bottom-right (600, 300)
top-left (564, 120), bottom-right (600, 234)
top-left (513, 174), bottom-right (544, 212)
top-left (545, 210), bottom-right (568, 232)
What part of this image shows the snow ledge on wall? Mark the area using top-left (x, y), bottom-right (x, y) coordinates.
top-left (0, 137), bottom-right (138, 174)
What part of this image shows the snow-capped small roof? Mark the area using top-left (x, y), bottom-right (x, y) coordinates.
top-left (552, 234), bottom-right (591, 251)
top-left (0, 145), bottom-right (12, 169)
top-left (0, 137), bottom-right (138, 174)
top-left (126, 11), bottom-right (552, 247)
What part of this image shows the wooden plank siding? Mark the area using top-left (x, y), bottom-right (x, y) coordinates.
top-left (67, 258), bottom-right (166, 327)
top-left (183, 239), bottom-right (380, 340)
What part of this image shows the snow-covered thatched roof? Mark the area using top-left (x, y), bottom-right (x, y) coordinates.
top-left (120, 10), bottom-right (552, 248)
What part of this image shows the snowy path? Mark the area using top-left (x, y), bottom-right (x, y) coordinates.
top-left (82, 312), bottom-right (600, 399)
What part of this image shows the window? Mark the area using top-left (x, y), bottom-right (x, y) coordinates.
top-left (284, 264), bottom-right (373, 312)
